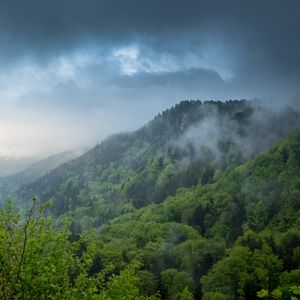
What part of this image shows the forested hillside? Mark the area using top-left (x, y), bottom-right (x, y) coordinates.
top-left (94, 126), bottom-right (300, 299)
top-left (2, 0), bottom-right (300, 298)
top-left (16, 100), bottom-right (300, 231)
top-left (1, 118), bottom-right (300, 299)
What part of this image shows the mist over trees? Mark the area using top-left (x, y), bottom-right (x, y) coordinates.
top-left (0, 0), bottom-right (299, 298)
top-left (15, 100), bottom-right (300, 223)
top-left (0, 100), bottom-right (299, 299)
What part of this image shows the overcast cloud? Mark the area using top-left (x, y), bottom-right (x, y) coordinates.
top-left (0, 0), bottom-right (299, 158)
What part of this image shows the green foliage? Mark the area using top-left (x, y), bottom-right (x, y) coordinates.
top-left (2, 101), bottom-right (300, 299)
top-left (177, 288), bottom-right (195, 300)
top-left (161, 269), bottom-right (195, 299)
top-left (202, 292), bottom-right (229, 300)
top-left (0, 199), bottom-right (73, 299)
top-left (201, 244), bottom-right (283, 299)
top-left (93, 127), bottom-right (300, 299)
top-left (0, 200), bottom-right (161, 299)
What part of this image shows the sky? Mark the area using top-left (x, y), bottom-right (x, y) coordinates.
top-left (0, 0), bottom-right (299, 158)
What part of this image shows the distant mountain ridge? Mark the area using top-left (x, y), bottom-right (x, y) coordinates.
top-left (0, 156), bottom-right (35, 177)
top-left (3, 150), bottom-right (82, 185)
top-left (0, 150), bottom-right (82, 201)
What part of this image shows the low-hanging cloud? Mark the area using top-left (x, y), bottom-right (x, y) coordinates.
top-left (176, 101), bottom-right (300, 165)
top-left (0, 0), bottom-right (299, 158)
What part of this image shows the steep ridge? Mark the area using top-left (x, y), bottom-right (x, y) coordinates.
top-left (16, 100), bottom-right (300, 228)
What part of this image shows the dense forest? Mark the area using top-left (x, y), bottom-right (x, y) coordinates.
top-left (1, 100), bottom-right (300, 299)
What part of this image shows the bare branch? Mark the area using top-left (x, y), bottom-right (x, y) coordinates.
top-left (11, 198), bottom-right (37, 299)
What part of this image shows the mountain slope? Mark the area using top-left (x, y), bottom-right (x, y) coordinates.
top-left (16, 100), bottom-right (300, 228)
top-left (90, 126), bottom-right (300, 299)
top-left (2, 100), bottom-right (300, 299)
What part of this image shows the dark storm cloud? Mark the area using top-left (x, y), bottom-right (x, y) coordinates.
top-left (115, 68), bottom-right (224, 89)
top-left (0, 0), bottom-right (299, 158)
top-left (0, 0), bottom-right (299, 75)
